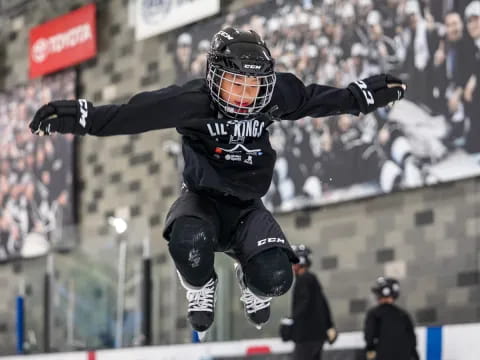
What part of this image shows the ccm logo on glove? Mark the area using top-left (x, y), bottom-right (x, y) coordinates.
top-left (353, 80), bottom-right (375, 106)
top-left (78, 99), bottom-right (89, 128)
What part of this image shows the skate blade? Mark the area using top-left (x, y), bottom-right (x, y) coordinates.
top-left (197, 330), bottom-right (208, 342)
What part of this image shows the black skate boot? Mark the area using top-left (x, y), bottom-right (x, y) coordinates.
top-left (177, 271), bottom-right (217, 333)
top-left (234, 263), bottom-right (272, 329)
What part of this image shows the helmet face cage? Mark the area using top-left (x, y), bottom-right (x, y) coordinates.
top-left (206, 63), bottom-right (276, 120)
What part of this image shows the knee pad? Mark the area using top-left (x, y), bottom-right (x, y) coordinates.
top-left (244, 247), bottom-right (293, 297)
top-left (169, 216), bottom-right (215, 286)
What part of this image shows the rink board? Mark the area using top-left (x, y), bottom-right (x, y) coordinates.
top-left (1, 323), bottom-right (479, 360)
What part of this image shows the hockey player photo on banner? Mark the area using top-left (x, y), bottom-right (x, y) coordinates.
top-left (171, 0), bottom-right (480, 212)
top-left (0, 70), bottom-right (76, 262)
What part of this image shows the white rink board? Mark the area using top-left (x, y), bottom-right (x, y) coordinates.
top-left (96, 338), bottom-right (293, 360)
top-left (0, 352), bottom-right (85, 360)
top-left (2, 323), bottom-right (480, 360)
top-left (442, 323), bottom-right (480, 360)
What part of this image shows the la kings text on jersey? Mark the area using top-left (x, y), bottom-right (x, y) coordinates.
top-left (84, 72), bottom-right (361, 200)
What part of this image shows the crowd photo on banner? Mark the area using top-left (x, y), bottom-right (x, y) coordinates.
top-left (173, 0), bottom-right (480, 212)
top-left (0, 71), bottom-right (76, 262)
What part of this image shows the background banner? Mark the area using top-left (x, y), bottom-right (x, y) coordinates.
top-left (0, 70), bottom-right (76, 262)
top-left (172, 0), bottom-right (480, 212)
top-left (29, 3), bottom-right (96, 79)
top-left (135, 0), bottom-right (220, 40)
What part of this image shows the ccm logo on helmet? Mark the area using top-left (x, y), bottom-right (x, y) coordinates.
top-left (244, 64), bottom-right (262, 70)
top-left (218, 30), bottom-right (234, 40)
top-left (257, 237), bottom-right (285, 246)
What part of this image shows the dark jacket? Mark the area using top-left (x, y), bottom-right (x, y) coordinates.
top-left (364, 303), bottom-right (419, 360)
top-left (83, 73), bottom-right (360, 201)
top-left (291, 271), bottom-right (334, 343)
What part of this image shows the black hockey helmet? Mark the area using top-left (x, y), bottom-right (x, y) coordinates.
top-left (291, 244), bottom-right (312, 267)
top-left (371, 277), bottom-right (400, 299)
top-left (206, 27), bottom-right (276, 119)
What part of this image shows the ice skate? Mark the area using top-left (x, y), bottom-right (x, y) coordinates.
top-left (234, 263), bottom-right (271, 329)
top-left (177, 271), bottom-right (217, 332)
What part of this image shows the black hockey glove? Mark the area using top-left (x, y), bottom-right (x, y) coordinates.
top-left (29, 99), bottom-right (93, 136)
top-left (348, 74), bottom-right (406, 114)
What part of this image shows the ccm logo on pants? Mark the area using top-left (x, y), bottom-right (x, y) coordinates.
top-left (257, 238), bottom-right (285, 247)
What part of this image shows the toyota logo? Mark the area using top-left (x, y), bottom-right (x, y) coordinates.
top-left (32, 38), bottom-right (48, 63)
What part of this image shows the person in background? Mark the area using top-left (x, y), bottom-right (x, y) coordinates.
top-left (463, 1), bottom-right (480, 153)
top-left (175, 32), bottom-right (193, 85)
top-left (364, 277), bottom-right (419, 360)
top-left (432, 11), bottom-right (474, 145)
top-left (281, 244), bottom-right (337, 360)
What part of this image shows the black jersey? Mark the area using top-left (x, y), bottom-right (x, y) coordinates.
top-left (85, 72), bottom-right (360, 200)
top-left (291, 271), bottom-right (334, 343)
top-left (364, 303), bottom-right (419, 360)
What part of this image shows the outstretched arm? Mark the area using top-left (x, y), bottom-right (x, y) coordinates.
top-left (29, 81), bottom-right (212, 137)
top-left (272, 72), bottom-right (406, 120)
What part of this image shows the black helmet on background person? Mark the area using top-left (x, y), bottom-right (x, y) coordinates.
top-left (291, 244), bottom-right (312, 267)
top-left (206, 27), bottom-right (276, 119)
top-left (371, 276), bottom-right (400, 299)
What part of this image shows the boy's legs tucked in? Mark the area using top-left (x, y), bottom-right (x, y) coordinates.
top-left (233, 204), bottom-right (297, 327)
top-left (169, 216), bottom-right (217, 332)
top-left (235, 247), bottom-right (293, 327)
top-left (163, 190), bottom-right (297, 331)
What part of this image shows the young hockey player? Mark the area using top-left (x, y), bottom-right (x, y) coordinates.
top-left (29, 27), bottom-right (406, 334)
top-left (281, 244), bottom-right (337, 360)
top-left (364, 277), bottom-right (419, 360)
